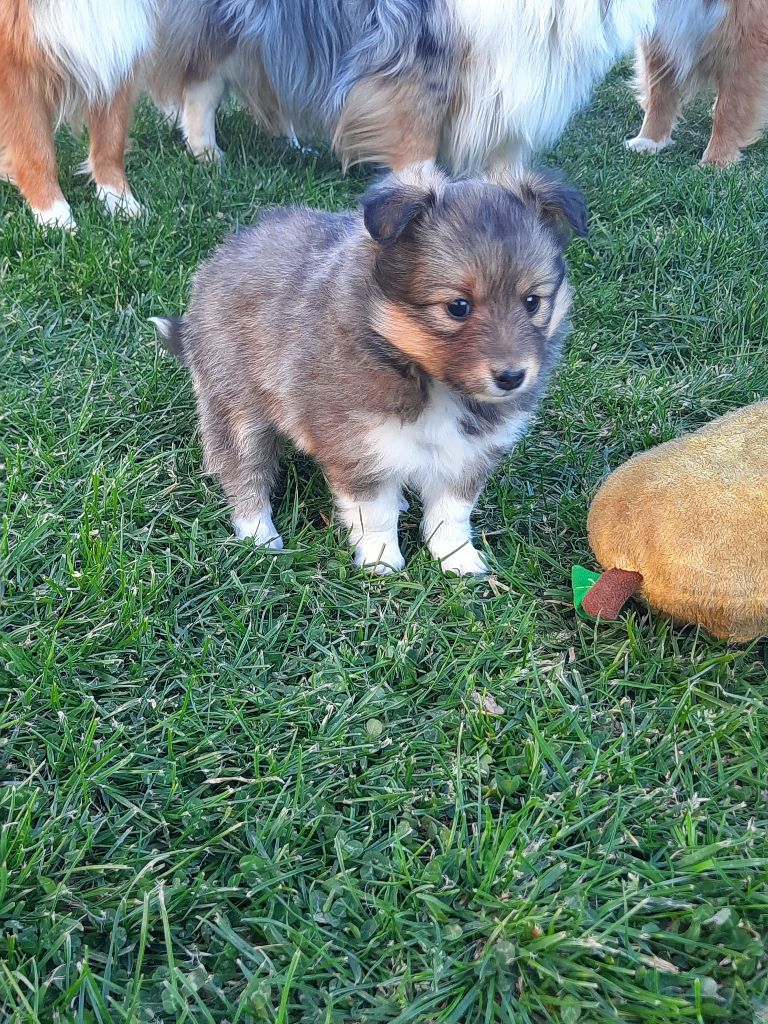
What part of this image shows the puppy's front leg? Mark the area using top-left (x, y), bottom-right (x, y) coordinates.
top-left (421, 478), bottom-right (488, 576)
top-left (334, 485), bottom-right (405, 575)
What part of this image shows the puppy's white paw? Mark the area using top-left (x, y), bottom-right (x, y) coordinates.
top-left (97, 185), bottom-right (144, 218)
top-left (32, 200), bottom-right (77, 231)
top-left (438, 544), bottom-right (488, 577)
top-left (398, 495), bottom-right (410, 513)
top-left (233, 513), bottom-right (284, 550)
top-left (625, 135), bottom-right (673, 154)
top-left (353, 538), bottom-right (405, 575)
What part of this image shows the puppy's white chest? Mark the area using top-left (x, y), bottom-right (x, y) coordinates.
top-left (367, 388), bottom-right (527, 486)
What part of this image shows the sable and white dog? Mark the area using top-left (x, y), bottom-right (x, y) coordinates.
top-left (0, 0), bottom-right (156, 229)
top-left (627, 0), bottom-right (768, 165)
top-left (150, 0), bottom-right (656, 173)
top-left (151, 166), bottom-right (587, 575)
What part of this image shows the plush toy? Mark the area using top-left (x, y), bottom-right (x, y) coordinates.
top-left (573, 401), bottom-right (768, 642)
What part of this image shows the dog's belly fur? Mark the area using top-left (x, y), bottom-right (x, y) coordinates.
top-left (152, 0), bottom-right (656, 172)
top-left (32, 0), bottom-right (156, 105)
top-left (366, 385), bottom-right (528, 490)
top-left (649, 0), bottom-right (727, 83)
top-left (447, 0), bottom-right (657, 169)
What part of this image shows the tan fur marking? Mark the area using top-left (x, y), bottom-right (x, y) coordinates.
top-left (233, 52), bottom-right (287, 137)
top-left (371, 300), bottom-right (445, 377)
top-left (334, 75), bottom-right (440, 171)
top-left (703, 42), bottom-right (768, 165)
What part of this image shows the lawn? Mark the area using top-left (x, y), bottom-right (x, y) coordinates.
top-left (1, 68), bottom-right (767, 1023)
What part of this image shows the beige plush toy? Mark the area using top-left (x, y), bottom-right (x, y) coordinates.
top-left (580, 402), bottom-right (768, 642)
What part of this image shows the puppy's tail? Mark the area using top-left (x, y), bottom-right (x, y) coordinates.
top-left (150, 316), bottom-right (187, 364)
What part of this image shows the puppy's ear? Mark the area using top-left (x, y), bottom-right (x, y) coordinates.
top-left (362, 165), bottom-right (445, 246)
top-left (496, 169), bottom-right (588, 241)
top-left (363, 186), bottom-right (429, 246)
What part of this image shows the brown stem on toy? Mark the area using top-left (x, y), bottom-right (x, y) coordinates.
top-left (582, 568), bottom-right (643, 620)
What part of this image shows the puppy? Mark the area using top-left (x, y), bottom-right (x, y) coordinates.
top-left (0, 0), bottom-right (156, 229)
top-left (151, 166), bottom-right (586, 575)
top-left (149, 0), bottom-right (655, 173)
top-left (627, 0), bottom-right (768, 166)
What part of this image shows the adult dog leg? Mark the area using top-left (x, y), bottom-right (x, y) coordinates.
top-left (702, 55), bottom-right (768, 166)
top-left (86, 80), bottom-right (142, 217)
top-left (0, 72), bottom-right (74, 229)
top-left (182, 72), bottom-right (227, 162)
top-left (626, 42), bottom-right (680, 154)
top-left (334, 75), bottom-right (440, 171)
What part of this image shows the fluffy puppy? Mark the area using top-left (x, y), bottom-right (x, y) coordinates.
top-left (151, 166), bottom-right (586, 575)
top-left (0, 0), bottom-right (156, 229)
top-left (627, 0), bottom-right (768, 166)
top-left (149, 0), bottom-right (655, 172)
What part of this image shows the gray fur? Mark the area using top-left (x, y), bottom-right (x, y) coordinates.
top-left (151, 0), bottom-right (654, 171)
top-left (153, 0), bottom-right (450, 133)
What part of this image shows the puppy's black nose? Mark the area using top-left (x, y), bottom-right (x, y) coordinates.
top-left (493, 368), bottom-right (527, 391)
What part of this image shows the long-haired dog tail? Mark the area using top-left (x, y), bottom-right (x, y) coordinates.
top-left (150, 316), bottom-right (187, 364)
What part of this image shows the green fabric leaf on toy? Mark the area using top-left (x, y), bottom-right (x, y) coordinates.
top-left (573, 565), bottom-right (644, 622)
top-left (572, 565), bottom-right (601, 621)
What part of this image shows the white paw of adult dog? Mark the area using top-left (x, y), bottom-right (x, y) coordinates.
top-left (625, 135), bottom-right (673, 154)
top-left (97, 186), bottom-right (144, 218)
top-left (438, 544), bottom-right (488, 577)
top-left (33, 200), bottom-right (77, 231)
top-left (192, 143), bottom-right (224, 164)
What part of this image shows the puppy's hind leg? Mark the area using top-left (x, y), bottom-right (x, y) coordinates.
top-left (625, 42), bottom-right (680, 154)
top-left (204, 407), bottom-right (284, 549)
top-left (86, 80), bottom-right (143, 218)
top-left (182, 72), bottom-right (227, 162)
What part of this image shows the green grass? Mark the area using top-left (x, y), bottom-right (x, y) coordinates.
top-left (2, 68), bottom-right (768, 1023)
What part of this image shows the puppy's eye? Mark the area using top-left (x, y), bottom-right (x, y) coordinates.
top-left (445, 298), bottom-right (472, 319)
top-left (524, 294), bottom-right (541, 315)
